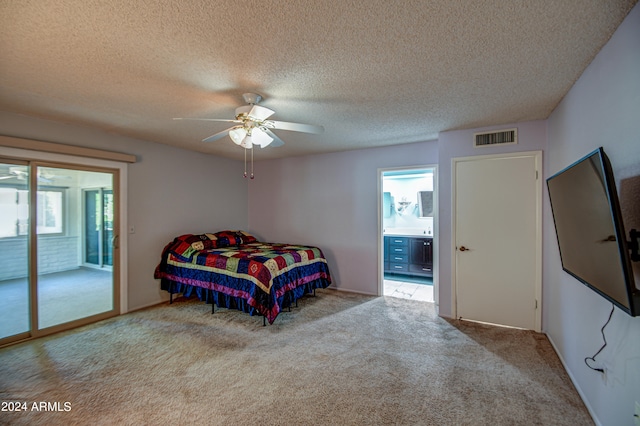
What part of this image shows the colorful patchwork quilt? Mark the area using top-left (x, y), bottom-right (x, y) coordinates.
top-left (154, 231), bottom-right (332, 324)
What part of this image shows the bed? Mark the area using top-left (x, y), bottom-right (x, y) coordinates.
top-left (154, 230), bottom-right (332, 324)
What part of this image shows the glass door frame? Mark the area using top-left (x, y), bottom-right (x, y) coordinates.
top-left (0, 157), bottom-right (122, 346)
top-left (33, 161), bottom-right (120, 338)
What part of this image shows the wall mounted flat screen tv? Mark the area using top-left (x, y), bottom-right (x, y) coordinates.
top-left (547, 147), bottom-right (639, 317)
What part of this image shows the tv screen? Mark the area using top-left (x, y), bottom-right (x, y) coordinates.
top-left (547, 147), bottom-right (638, 316)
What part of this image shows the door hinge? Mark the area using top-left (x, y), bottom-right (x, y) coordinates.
top-left (535, 299), bottom-right (538, 309)
top-left (535, 170), bottom-right (539, 180)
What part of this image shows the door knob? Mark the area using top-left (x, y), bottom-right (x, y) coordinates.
top-left (459, 246), bottom-right (470, 252)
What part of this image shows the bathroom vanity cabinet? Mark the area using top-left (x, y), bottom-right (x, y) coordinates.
top-left (384, 236), bottom-right (433, 278)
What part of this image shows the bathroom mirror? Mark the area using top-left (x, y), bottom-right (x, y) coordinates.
top-left (418, 191), bottom-right (433, 217)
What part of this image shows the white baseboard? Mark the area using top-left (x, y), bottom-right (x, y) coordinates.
top-left (328, 286), bottom-right (377, 296)
top-left (127, 299), bottom-right (167, 313)
top-left (545, 333), bottom-right (600, 426)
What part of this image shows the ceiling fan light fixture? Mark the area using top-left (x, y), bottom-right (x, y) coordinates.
top-left (251, 127), bottom-right (274, 148)
top-left (229, 127), bottom-right (247, 145)
top-left (239, 135), bottom-right (253, 149)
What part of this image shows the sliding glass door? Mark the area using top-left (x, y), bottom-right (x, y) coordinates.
top-left (0, 160), bottom-right (119, 344)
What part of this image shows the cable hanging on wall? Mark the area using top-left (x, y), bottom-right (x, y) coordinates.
top-left (584, 302), bottom-right (615, 373)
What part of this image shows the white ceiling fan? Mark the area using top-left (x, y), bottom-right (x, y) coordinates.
top-left (174, 93), bottom-right (324, 149)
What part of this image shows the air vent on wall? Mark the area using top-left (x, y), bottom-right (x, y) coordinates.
top-left (474, 128), bottom-right (517, 147)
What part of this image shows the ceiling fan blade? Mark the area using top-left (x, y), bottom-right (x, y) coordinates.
top-left (0, 175), bottom-right (14, 180)
top-left (174, 117), bottom-right (242, 123)
top-left (202, 126), bottom-right (239, 143)
top-left (269, 120), bottom-right (324, 134)
top-left (233, 105), bottom-right (275, 121)
top-left (248, 105), bottom-right (275, 120)
top-left (263, 129), bottom-right (285, 147)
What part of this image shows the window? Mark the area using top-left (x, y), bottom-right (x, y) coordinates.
top-left (0, 187), bottom-right (64, 237)
top-left (37, 190), bottom-right (63, 234)
top-left (0, 187), bottom-right (27, 238)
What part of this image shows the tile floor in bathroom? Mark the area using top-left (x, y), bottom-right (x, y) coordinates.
top-left (383, 278), bottom-right (434, 303)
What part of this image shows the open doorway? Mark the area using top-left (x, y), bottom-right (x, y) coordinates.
top-left (379, 166), bottom-right (437, 304)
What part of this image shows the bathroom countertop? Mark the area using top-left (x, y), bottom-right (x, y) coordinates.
top-left (383, 228), bottom-right (432, 237)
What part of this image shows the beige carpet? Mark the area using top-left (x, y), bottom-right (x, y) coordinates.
top-left (0, 289), bottom-right (592, 425)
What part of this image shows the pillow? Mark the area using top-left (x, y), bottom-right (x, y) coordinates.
top-left (212, 231), bottom-right (242, 247)
top-left (213, 230), bottom-right (259, 247)
top-left (236, 230), bottom-right (258, 244)
top-left (167, 233), bottom-right (219, 261)
top-left (166, 231), bottom-right (258, 261)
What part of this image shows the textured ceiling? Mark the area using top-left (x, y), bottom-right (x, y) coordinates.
top-left (0, 0), bottom-right (637, 160)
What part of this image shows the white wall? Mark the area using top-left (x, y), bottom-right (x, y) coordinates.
top-left (544, 5), bottom-right (640, 425)
top-left (437, 120), bottom-right (548, 318)
top-left (0, 112), bottom-right (249, 311)
top-left (248, 141), bottom-right (438, 295)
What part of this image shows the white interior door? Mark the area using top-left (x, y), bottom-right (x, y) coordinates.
top-left (454, 152), bottom-right (541, 331)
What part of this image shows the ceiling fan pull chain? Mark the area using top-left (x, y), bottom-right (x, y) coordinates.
top-left (250, 147), bottom-right (255, 179)
top-left (243, 148), bottom-right (248, 178)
